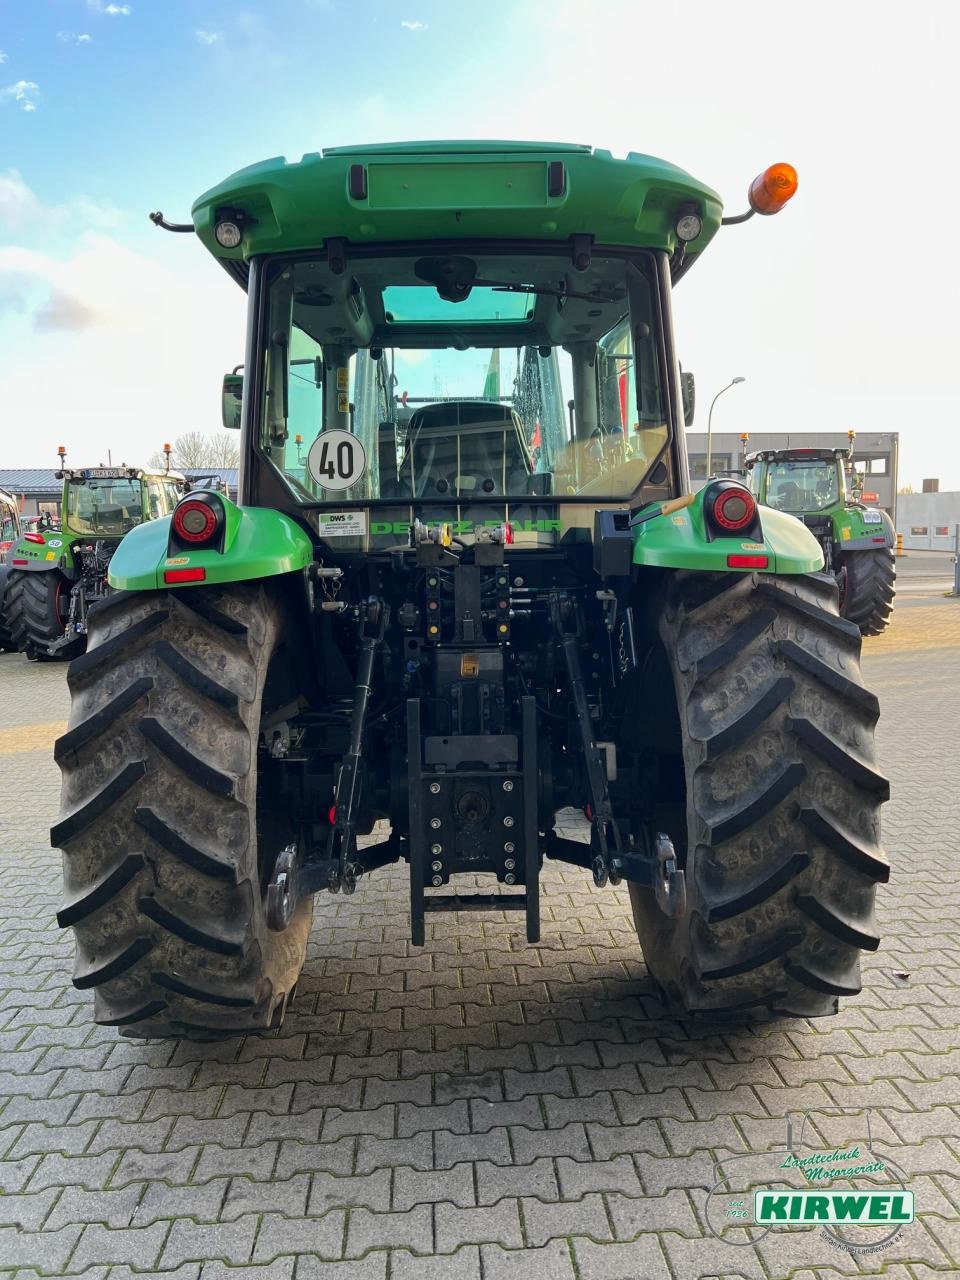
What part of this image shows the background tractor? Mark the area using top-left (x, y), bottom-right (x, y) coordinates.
top-left (52, 144), bottom-right (888, 1039)
top-left (4, 453), bottom-right (185, 660)
top-left (745, 441), bottom-right (896, 634)
top-left (0, 486), bottom-right (23, 651)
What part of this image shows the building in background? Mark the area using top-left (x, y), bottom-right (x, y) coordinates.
top-left (897, 490), bottom-right (960, 551)
top-left (0, 469), bottom-right (239, 521)
top-left (685, 430), bottom-right (899, 519)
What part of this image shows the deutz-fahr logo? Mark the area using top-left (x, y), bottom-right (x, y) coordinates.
top-left (370, 519), bottom-right (562, 536)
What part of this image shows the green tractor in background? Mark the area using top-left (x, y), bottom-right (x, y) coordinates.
top-left (52, 144), bottom-right (888, 1039)
top-left (745, 437), bottom-right (896, 635)
top-left (4, 452), bottom-right (185, 660)
top-left (0, 486), bottom-right (24, 651)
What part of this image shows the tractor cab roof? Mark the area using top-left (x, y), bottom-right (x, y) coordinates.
top-left (745, 447), bottom-right (849, 467)
top-left (191, 140), bottom-right (723, 289)
top-left (56, 466), bottom-right (186, 483)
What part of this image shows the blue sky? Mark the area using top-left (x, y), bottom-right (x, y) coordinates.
top-left (1, 0), bottom-right (958, 487)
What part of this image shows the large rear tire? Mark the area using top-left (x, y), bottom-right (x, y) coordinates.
top-left (839, 548), bottom-right (896, 636)
top-left (52, 583), bottom-right (313, 1038)
top-left (5, 569), bottom-right (82, 660)
top-left (628, 571), bottom-right (889, 1020)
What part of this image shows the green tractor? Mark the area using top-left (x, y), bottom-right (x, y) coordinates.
top-left (0, 486), bottom-right (24, 651)
top-left (745, 440), bottom-right (896, 635)
top-left (4, 453), bottom-right (185, 660)
top-left (52, 145), bottom-right (888, 1038)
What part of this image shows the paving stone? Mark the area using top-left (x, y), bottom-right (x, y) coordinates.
top-left (274, 1137), bottom-right (356, 1179)
top-left (435, 1200), bottom-right (522, 1252)
top-left (393, 1163), bottom-right (475, 1211)
top-left (161, 1214), bottom-right (259, 1266)
top-left (346, 1204), bottom-right (433, 1255)
top-left (252, 1210), bottom-right (346, 1263)
top-left (295, 1255), bottom-right (387, 1280)
top-left (391, 1244), bottom-right (481, 1280)
top-left (308, 1168), bottom-right (392, 1213)
top-left (355, 1132), bottom-right (432, 1174)
top-left (480, 1239), bottom-right (577, 1280)
top-left (46, 1183), bottom-right (145, 1230)
top-left (72, 1221), bottom-right (170, 1269)
top-left (0, 1222), bottom-right (84, 1272)
top-left (521, 1193), bottom-right (612, 1247)
top-left (132, 1178), bottom-right (230, 1226)
top-left (28, 1150), bottom-right (119, 1192)
top-left (556, 1154), bottom-right (642, 1198)
top-left (475, 1157), bottom-right (558, 1205)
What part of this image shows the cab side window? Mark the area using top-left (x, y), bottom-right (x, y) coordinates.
top-left (145, 481), bottom-right (166, 519)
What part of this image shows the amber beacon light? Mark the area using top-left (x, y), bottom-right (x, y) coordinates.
top-left (748, 163), bottom-right (799, 215)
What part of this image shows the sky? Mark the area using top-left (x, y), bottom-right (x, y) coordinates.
top-left (0, 0), bottom-right (957, 488)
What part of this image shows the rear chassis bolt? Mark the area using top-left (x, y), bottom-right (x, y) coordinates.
top-left (504, 873), bottom-right (516, 885)
top-left (503, 816), bottom-right (515, 828)
top-left (504, 858), bottom-right (516, 870)
top-left (430, 817), bottom-right (442, 829)
top-left (430, 843), bottom-right (442, 855)
top-left (431, 860), bottom-right (443, 873)
top-left (504, 841), bottom-right (515, 853)
top-left (429, 782), bottom-right (441, 794)
top-left (502, 780), bottom-right (514, 792)
top-left (431, 875), bottom-right (443, 887)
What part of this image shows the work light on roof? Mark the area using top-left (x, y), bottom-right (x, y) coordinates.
top-left (215, 219), bottom-right (243, 249)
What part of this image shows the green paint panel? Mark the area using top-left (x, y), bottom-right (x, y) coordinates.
top-left (632, 490), bottom-right (823, 574)
top-left (7, 529), bottom-right (76, 574)
top-left (369, 162), bottom-right (548, 209)
top-left (191, 142), bottom-right (723, 265)
top-left (108, 498), bottom-right (314, 591)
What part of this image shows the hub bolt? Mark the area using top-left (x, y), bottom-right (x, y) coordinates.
top-left (431, 860), bottom-right (443, 873)
top-left (504, 873), bottom-right (516, 885)
top-left (504, 841), bottom-right (515, 853)
top-left (504, 858), bottom-right (516, 870)
top-left (430, 818), bottom-right (442, 829)
top-left (430, 843), bottom-right (442, 855)
top-left (429, 782), bottom-right (441, 794)
top-left (503, 816), bottom-right (515, 828)
top-left (431, 875), bottom-right (443, 887)
top-left (502, 780), bottom-right (514, 793)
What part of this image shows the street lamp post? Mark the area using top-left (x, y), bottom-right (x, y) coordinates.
top-left (705, 377), bottom-right (746, 479)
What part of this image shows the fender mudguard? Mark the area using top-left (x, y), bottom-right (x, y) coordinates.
top-left (5, 531), bottom-right (75, 575)
top-left (108, 498), bottom-right (314, 591)
top-left (632, 489), bottom-right (823, 574)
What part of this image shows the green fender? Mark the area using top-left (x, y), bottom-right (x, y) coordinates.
top-left (6, 530), bottom-right (78, 576)
top-left (108, 498), bottom-right (314, 591)
top-left (632, 489), bottom-right (824, 573)
top-left (832, 504), bottom-right (896, 552)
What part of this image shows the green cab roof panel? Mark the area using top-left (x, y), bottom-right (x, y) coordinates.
top-left (191, 141), bottom-right (723, 266)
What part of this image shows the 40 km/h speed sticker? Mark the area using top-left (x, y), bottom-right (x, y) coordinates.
top-left (307, 429), bottom-right (366, 492)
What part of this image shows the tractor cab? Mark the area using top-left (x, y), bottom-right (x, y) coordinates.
top-left (746, 447), bottom-right (848, 514)
top-left (58, 466), bottom-right (185, 539)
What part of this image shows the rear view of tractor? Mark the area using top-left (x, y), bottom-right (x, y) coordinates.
top-left (51, 144), bottom-right (889, 1039)
top-left (746, 440), bottom-right (896, 634)
top-left (3, 455), bottom-right (185, 659)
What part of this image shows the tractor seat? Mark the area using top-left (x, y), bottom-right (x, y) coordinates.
top-left (396, 401), bottom-right (533, 498)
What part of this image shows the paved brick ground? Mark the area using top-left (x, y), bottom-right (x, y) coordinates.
top-left (1, 586), bottom-right (958, 1279)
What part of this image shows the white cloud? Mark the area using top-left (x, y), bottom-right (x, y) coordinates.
top-left (58, 31), bottom-right (94, 45)
top-left (0, 170), bottom-right (122, 234)
top-left (0, 234), bottom-right (246, 467)
top-left (195, 29), bottom-right (222, 45)
top-left (400, 20), bottom-right (427, 31)
top-left (1, 81), bottom-right (41, 113)
top-left (87, 1), bottom-right (132, 14)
